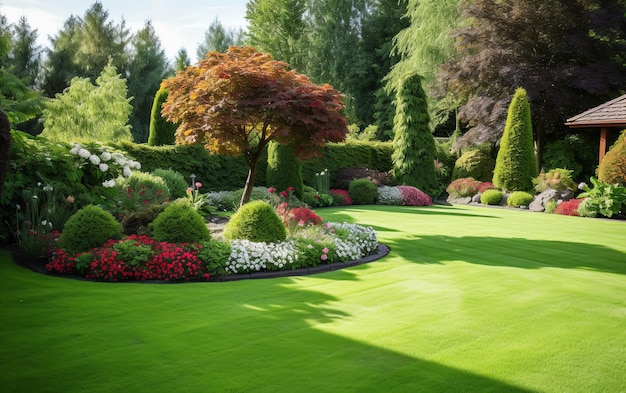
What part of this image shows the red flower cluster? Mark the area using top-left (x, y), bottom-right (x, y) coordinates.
top-left (446, 177), bottom-right (482, 198)
top-left (553, 198), bottom-right (584, 216)
top-left (46, 235), bottom-right (211, 282)
top-left (397, 186), bottom-right (432, 206)
top-left (329, 189), bottom-right (353, 205)
top-left (478, 182), bottom-right (497, 193)
top-left (275, 203), bottom-right (323, 229)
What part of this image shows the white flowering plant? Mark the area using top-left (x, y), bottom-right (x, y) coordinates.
top-left (377, 185), bottom-right (404, 205)
top-left (68, 142), bottom-right (141, 188)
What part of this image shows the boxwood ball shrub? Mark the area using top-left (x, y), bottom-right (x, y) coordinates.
top-left (480, 189), bottom-right (504, 205)
top-left (61, 205), bottom-right (122, 254)
top-left (151, 199), bottom-right (211, 243)
top-left (152, 168), bottom-right (189, 199)
top-left (223, 200), bottom-right (287, 243)
top-left (507, 191), bottom-right (535, 208)
top-left (349, 178), bottom-right (378, 205)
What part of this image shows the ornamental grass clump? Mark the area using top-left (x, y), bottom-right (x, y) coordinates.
top-left (61, 205), bottom-right (122, 254)
top-left (223, 200), bottom-right (287, 243)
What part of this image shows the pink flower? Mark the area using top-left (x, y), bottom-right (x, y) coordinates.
top-left (280, 191), bottom-right (288, 197)
top-left (287, 186), bottom-right (294, 192)
top-left (187, 187), bottom-right (193, 192)
top-left (268, 187), bottom-right (276, 193)
top-left (322, 247), bottom-right (329, 254)
top-left (321, 254), bottom-right (328, 261)
top-left (195, 182), bottom-right (202, 189)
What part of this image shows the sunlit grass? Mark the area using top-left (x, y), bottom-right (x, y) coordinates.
top-left (1, 204), bottom-right (624, 393)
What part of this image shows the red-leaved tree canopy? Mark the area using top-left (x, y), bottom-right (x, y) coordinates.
top-left (161, 46), bottom-right (348, 206)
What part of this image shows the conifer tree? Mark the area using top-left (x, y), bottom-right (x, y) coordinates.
top-left (492, 88), bottom-right (537, 191)
top-left (391, 73), bottom-right (438, 195)
top-left (266, 141), bottom-right (304, 199)
top-left (148, 86), bottom-right (177, 146)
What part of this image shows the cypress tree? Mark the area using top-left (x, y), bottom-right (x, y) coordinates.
top-left (391, 73), bottom-right (438, 196)
top-left (148, 87), bottom-right (177, 146)
top-left (492, 87), bottom-right (537, 191)
top-left (266, 140), bottom-right (304, 199)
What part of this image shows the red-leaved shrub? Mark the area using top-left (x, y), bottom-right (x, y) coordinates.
top-left (330, 189), bottom-right (353, 205)
top-left (446, 177), bottom-right (482, 198)
top-left (553, 198), bottom-right (584, 217)
top-left (478, 182), bottom-right (497, 193)
top-left (397, 186), bottom-right (433, 206)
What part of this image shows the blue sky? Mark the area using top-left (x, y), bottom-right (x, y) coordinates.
top-left (0, 0), bottom-right (249, 61)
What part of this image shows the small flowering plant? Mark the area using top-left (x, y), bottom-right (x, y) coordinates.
top-left (186, 181), bottom-right (215, 217)
top-left (446, 177), bottom-right (482, 198)
top-left (68, 142), bottom-right (141, 188)
top-left (329, 189), bottom-right (352, 206)
top-left (276, 202), bottom-right (324, 234)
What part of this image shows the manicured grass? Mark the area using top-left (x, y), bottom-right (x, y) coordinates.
top-left (1, 204), bottom-right (624, 392)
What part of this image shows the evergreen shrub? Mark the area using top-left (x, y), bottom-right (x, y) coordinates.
top-left (223, 200), bottom-right (287, 243)
top-left (151, 199), bottom-right (211, 243)
top-left (115, 171), bottom-right (169, 213)
top-left (152, 168), bottom-right (188, 199)
top-left (597, 130), bottom-right (626, 186)
top-left (61, 205), bottom-right (122, 254)
top-left (452, 149), bottom-right (496, 182)
top-left (266, 141), bottom-right (304, 199)
top-left (507, 191), bottom-right (535, 207)
top-left (349, 178), bottom-right (378, 205)
top-left (480, 189), bottom-right (503, 205)
top-left (534, 168), bottom-right (577, 192)
top-left (147, 87), bottom-right (177, 146)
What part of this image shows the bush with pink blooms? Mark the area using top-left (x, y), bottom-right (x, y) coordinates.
top-left (330, 189), bottom-right (353, 206)
top-left (397, 186), bottom-right (433, 206)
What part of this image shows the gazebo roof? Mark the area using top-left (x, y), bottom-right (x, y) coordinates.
top-left (565, 94), bottom-right (626, 128)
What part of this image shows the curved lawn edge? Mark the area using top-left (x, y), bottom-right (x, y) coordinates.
top-left (10, 244), bottom-right (391, 283)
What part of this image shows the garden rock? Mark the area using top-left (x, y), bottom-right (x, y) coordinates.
top-left (448, 197), bottom-right (472, 204)
top-left (471, 193), bottom-right (482, 203)
top-left (530, 189), bottom-right (558, 212)
top-left (499, 193), bottom-right (509, 206)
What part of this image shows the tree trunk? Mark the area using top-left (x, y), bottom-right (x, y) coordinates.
top-left (535, 116), bottom-right (544, 174)
top-left (240, 154), bottom-right (259, 208)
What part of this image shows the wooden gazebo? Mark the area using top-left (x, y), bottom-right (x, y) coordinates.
top-left (565, 94), bottom-right (626, 163)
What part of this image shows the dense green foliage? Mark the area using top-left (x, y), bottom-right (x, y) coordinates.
top-left (151, 168), bottom-right (188, 199)
top-left (597, 130), bottom-right (626, 186)
top-left (41, 61), bottom-right (133, 143)
top-left (492, 88), bottom-right (537, 192)
top-left (349, 178), bottom-right (378, 205)
top-left (115, 171), bottom-right (169, 213)
top-left (147, 87), bottom-right (177, 146)
top-left (451, 149), bottom-right (495, 182)
top-left (391, 74), bottom-right (438, 195)
top-left (61, 205), bottom-right (121, 254)
top-left (480, 189), bottom-right (503, 205)
top-left (223, 200), bottom-right (287, 242)
top-left (507, 191), bottom-right (535, 208)
top-left (266, 141), bottom-right (304, 199)
top-left (533, 168), bottom-right (577, 192)
top-left (196, 17), bottom-right (244, 58)
top-left (151, 200), bottom-right (211, 243)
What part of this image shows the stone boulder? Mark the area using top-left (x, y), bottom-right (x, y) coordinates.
top-left (529, 189), bottom-right (558, 212)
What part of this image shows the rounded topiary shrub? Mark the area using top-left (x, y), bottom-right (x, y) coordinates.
top-left (507, 191), bottom-right (535, 208)
top-left (480, 189), bottom-right (503, 205)
top-left (597, 129), bottom-right (626, 186)
top-left (349, 178), bottom-right (378, 205)
top-left (223, 200), bottom-right (287, 243)
top-left (61, 205), bottom-right (122, 254)
top-left (116, 171), bottom-right (170, 212)
top-left (452, 149), bottom-right (496, 182)
top-left (151, 199), bottom-right (211, 243)
top-left (152, 168), bottom-right (189, 199)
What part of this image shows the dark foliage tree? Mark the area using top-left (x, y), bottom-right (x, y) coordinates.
top-left (492, 88), bottom-right (537, 192)
top-left (391, 74), bottom-right (438, 196)
top-left (0, 109), bottom-right (10, 195)
top-left (9, 16), bottom-right (42, 88)
top-left (127, 21), bottom-right (170, 142)
top-left (438, 0), bottom-right (626, 168)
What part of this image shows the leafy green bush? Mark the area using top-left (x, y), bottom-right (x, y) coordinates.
top-left (115, 171), bottom-right (169, 213)
top-left (61, 205), bottom-right (122, 254)
top-left (266, 141), bottom-right (304, 199)
top-left (349, 178), bottom-right (378, 205)
top-left (480, 189), bottom-right (503, 205)
top-left (112, 239), bottom-right (153, 266)
top-left (597, 129), bottom-right (626, 187)
top-left (577, 177), bottom-right (626, 218)
top-left (223, 200), bottom-right (287, 243)
top-left (152, 168), bottom-right (188, 199)
top-left (507, 191), bottom-right (535, 208)
top-left (196, 240), bottom-right (232, 277)
top-left (151, 200), bottom-right (211, 243)
top-left (452, 149), bottom-right (496, 182)
top-left (533, 168), bottom-right (577, 193)
top-left (492, 88), bottom-right (537, 191)
top-left (120, 204), bottom-right (166, 235)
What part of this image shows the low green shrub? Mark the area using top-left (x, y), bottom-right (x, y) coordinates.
top-left (61, 205), bottom-right (122, 254)
top-left (507, 191), bottom-right (535, 208)
top-left (597, 129), bottom-right (626, 187)
top-left (152, 168), bottom-right (188, 199)
top-left (533, 168), bottom-right (577, 193)
top-left (452, 149), bottom-right (495, 182)
top-left (223, 200), bottom-right (287, 243)
top-left (120, 204), bottom-right (166, 235)
top-left (115, 171), bottom-right (169, 213)
top-left (151, 200), bottom-right (211, 243)
top-left (196, 240), bottom-right (232, 277)
top-left (480, 189), bottom-right (503, 205)
top-left (577, 177), bottom-right (626, 218)
top-left (349, 178), bottom-right (378, 205)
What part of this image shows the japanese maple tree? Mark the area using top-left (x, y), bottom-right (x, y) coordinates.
top-left (161, 46), bottom-right (348, 206)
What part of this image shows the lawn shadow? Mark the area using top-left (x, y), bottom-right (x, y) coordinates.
top-left (387, 235), bottom-right (626, 275)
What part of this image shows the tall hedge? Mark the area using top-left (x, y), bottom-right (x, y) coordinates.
top-left (147, 87), bottom-right (178, 146)
top-left (391, 74), bottom-right (438, 196)
top-left (492, 88), bottom-right (537, 191)
top-left (597, 129), bottom-right (626, 186)
top-left (266, 141), bottom-right (304, 198)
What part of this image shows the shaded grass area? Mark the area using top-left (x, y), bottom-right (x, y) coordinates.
top-left (1, 204), bottom-right (625, 392)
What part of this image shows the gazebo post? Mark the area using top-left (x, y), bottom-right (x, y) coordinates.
top-left (599, 127), bottom-right (608, 163)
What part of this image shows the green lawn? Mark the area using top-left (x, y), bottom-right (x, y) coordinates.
top-left (1, 204), bottom-right (624, 393)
